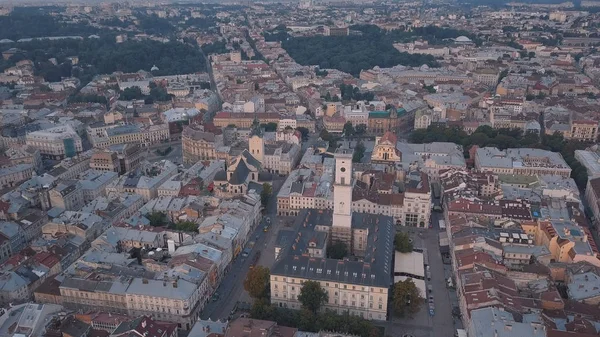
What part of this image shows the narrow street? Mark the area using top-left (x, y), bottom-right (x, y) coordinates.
top-left (200, 177), bottom-right (285, 320)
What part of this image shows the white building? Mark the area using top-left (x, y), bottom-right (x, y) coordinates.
top-left (26, 125), bottom-right (83, 159)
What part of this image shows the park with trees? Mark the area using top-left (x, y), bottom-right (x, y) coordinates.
top-left (281, 25), bottom-right (442, 76)
top-left (278, 24), bottom-right (482, 76)
top-left (1, 36), bottom-right (206, 84)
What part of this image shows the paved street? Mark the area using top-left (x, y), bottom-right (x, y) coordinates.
top-left (200, 177), bottom-right (285, 320)
top-left (382, 207), bottom-right (457, 337)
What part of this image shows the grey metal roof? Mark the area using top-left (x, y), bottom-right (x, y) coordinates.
top-left (271, 254), bottom-right (390, 288)
top-left (271, 210), bottom-right (394, 288)
top-left (229, 160), bottom-right (249, 185)
top-left (240, 150), bottom-right (261, 169)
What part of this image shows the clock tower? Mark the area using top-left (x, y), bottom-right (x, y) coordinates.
top-left (332, 150), bottom-right (353, 247)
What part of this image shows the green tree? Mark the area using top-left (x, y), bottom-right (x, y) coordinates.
top-left (392, 278), bottom-right (423, 317)
top-left (173, 220), bottom-right (198, 232)
top-left (542, 132), bottom-right (564, 152)
top-left (343, 122), bottom-right (355, 137)
top-left (146, 211), bottom-right (168, 227)
top-left (394, 232), bottom-right (413, 253)
top-left (261, 183), bottom-right (273, 207)
top-left (355, 124), bottom-right (367, 136)
top-left (326, 241), bottom-right (348, 259)
top-left (423, 84), bottom-right (436, 93)
top-left (319, 129), bottom-right (332, 141)
top-left (244, 265), bottom-right (270, 299)
top-left (280, 25), bottom-right (441, 76)
top-left (298, 280), bottom-right (328, 314)
top-left (148, 85), bottom-right (173, 102)
top-left (353, 142), bottom-right (366, 163)
top-left (296, 127), bottom-right (309, 139)
top-left (260, 122), bottom-right (278, 132)
top-left (298, 309), bottom-right (316, 331)
top-left (120, 86), bottom-right (144, 100)
top-left (250, 298), bottom-right (274, 319)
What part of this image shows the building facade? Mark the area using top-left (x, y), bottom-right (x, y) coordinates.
top-left (182, 126), bottom-right (220, 164)
top-left (26, 125), bottom-right (83, 159)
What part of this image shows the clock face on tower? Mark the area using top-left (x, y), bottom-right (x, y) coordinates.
top-left (340, 167), bottom-right (346, 172)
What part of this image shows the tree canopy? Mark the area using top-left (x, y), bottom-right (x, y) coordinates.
top-left (410, 124), bottom-right (590, 190)
top-left (244, 266), bottom-right (270, 300)
top-left (409, 125), bottom-right (540, 150)
top-left (172, 221), bottom-right (198, 232)
top-left (1, 37), bottom-right (206, 84)
top-left (202, 40), bottom-right (229, 54)
top-left (394, 232), bottom-right (413, 253)
top-left (353, 142), bottom-right (366, 163)
top-left (120, 86), bottom-right (145, 101)
top-left (250, 300), bottom-right (381, 337)
top-left (282, 25), bottom-right (441, 76)
top-left (0, 13), bottom-right (101, 40)
top-left (298, 280), bottom-right (328, 313)
top-left (392, 278), bottom-right (424, 317)
top-left (146, 211), bottom-right (169, 227)
top-left (261, 122), bottom-right (278, 132)
top-left (261, 183), bottom-right (273, 207)
top-left (343, 122), bottom-right (355, 137)
top-left (355, 124), bottom-right (367, 136)
top-left (296, 127), bottom-right (309, 139)
top-left (339, 84), bottom-right (375, 102)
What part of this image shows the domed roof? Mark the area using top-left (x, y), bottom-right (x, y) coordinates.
top-left (455, 36), bottom-right (472, 42)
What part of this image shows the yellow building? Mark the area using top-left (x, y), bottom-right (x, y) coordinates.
top-left (182, 125), bottom-right (220, 164)
top-left (568, 120), bottom-right (598, 142)
top-left (270, 269), bottom-right (389, 320)
top-left (371, 131), bottom-right (402, 163)
top-left (213, 112), bottom-right (280, 129)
